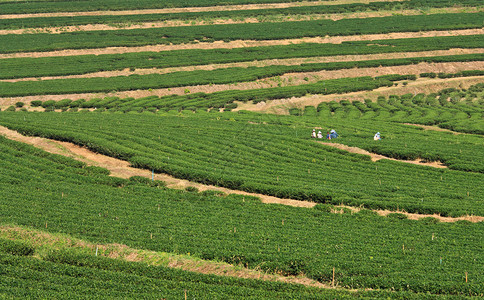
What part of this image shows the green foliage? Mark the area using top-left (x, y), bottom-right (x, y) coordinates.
top-left (0, 73), bottom-right (401, 99)
top-left (1, 136), bottom-right (484, 296)
top-left (1, 34), bottom-right (482, 80)
top-left (288, 108), bottom-right (302, 116)
top-left (1, 248), bottom-right (362, 299)
top-left (0, 238), bottom-right (34, 256)
top-left (1, 13), bottom-right (482, 53)
top-left (185, 186), bottom-right (199, 193)
top-left (1, 0), bottom-right (481, 29)
top-left (30, 100), bottom-right (42, 107)
top-left (128, 176), bottom-right (166, 188)
top-left (1, 107), bottom-right (483, 216)
top-left (0, 0), bottom-right (312, 14)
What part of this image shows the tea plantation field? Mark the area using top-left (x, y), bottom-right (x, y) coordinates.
top-left (0, 0), bottom-right (483, 297)
top-left (0, 135), bottom-right (483, 297)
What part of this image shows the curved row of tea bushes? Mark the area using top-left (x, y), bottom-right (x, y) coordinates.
top-left (0, 135), bottom-right (483, 296)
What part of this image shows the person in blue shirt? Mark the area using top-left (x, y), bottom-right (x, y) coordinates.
top-left (329, 129), bottom-right (338, 139)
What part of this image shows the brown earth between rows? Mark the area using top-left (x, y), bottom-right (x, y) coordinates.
top-left (1, 28), bottom-right (482, 59)
top-left (235, 76), bottom-right (484, 113)
top-left (403, 123), bottom-right (464, 134)
top-left (4, 48), bottom-right (483, 83)
top-left (2, 7), bottom-right (479, 35)
top-left (0, 225), bottom-right (332, 289)
top-left (0, 125), bottom-right (481, 222)
top-left (0, 0), bottom-right (405, 19)
top-left (1, 61), bottom-right (483, 106)
top-left (319, 141), bottom-right (447, 167)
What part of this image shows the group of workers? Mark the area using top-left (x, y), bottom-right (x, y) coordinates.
top-left (311, 129), bottom-right (339, 140)
top-left (311, 129), bottom-right (382, 140)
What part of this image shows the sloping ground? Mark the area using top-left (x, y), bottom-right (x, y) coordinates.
top-left (1, 28), bottom-right (482, 59)
top-left (3, 48), bottom-right (483, 83)
top-left (403, 123), bottom-right (464, 134)
top-left (0, 224), bottom-right (329, 289)
top-left (0, 0), bottom-right (405, 19)
top-left (1, 7), bottom-right (478, 35)
top-left (1, 125), bottom-right (481, 223)
top-left (2, 61), bottom-right (482, 105)
top-left (235, 76), bottom-right (484, 113)
top-left (318, 141), bottom-right (447, 167)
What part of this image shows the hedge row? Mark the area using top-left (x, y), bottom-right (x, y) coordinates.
top-left (1, 13), bottom-right (482, 53)
top-left (1, 0), bottom-right (481, 29)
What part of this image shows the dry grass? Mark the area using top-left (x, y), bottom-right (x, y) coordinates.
top-left (0, 0), bottom-right (404, 19)
top-left (1, 28), bottom-right (481, 59)
top-left (234, 76), bottom-right (484, 113)
top-left (1, 7), bottom-right (480, 35)
top-left (0, 224), bottom-right (330, 289)
top-left (319, 141), bottom-right (447, 168)
top-left (4, 48), bottom-right (483, 83)
top-left (1, 61), bottom-right (483, 106)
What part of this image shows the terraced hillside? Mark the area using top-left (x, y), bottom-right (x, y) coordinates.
top-left (0, 0), bottom-right (483, 298)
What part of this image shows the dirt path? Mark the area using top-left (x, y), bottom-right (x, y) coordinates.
top-left (2, 7), bottom-right (478, 35)
top-left (0, 0), bottom-right (404, 19)
top-left (403, 123), bottom-right (465, 135)
top-left (1, 28), bottom-right (482, 59)
top-left (2, 61), bottom-right (483, 106)
top-left (0, 125), bottom-right (314, 208)
top-left (0, 125), bottom-right (481, 222)
top-left (4, 48), bottom-right (483, 83)
top-left (234, 76), bottom-right (484, 113)
top-left (319, 141), bottom-right (447, 167)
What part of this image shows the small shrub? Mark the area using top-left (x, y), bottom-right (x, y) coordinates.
top-left (387, 213), bottom-right (408, 220)
top-left (419, 217), bottom-right (440, 225)
top-left (41, 100), bottom-right (56, 108)
top-left (30, 100), bottom-right (42, 107)
top-left (288, 108), bottom-right (301, 116)
top-left (15, 102), bottom-right (24, 108)
top-left (128, 176), bottom-right (165, 188)
top-left (0, 238), bottom-right (34, 256)
top-left (185, 186), bottom-right (199, 193)
top-left (314, 203), bottom-right (333, 213)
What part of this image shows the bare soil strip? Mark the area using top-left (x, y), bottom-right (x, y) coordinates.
top-left (4, 48), bottom-right (483, 83)
top-left (0, 125), bottom-right (481, 222)
top-left (0, 0), bottom-right (404, 19)
top-left (2, 61), bottom-right (483, 105)
top-left (318, 141), bottom-right (447, 167)
top-left (403, 123), bottom-right (465, 135)
top-left (0, 225), bottom-right (330, 289)
top-left (233, 76), bottom-right (484, 113)
top-left (2, 7), bottom-right (479, 35)
top-left (0, 125), bottom-right (315, 209)
top-left (1, 28), bottom-right (481, 59)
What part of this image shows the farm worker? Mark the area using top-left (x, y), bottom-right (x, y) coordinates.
top-left (317, 131), bottom-right (323, 139)
top-left (326, 131), bottom-right (331, 140)
top-left (311, 129), bottom-right (317, 138)
top-left (330, 129), bottom-right (338, 139)
top-left (374, 132), bottom-right (381, 140)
